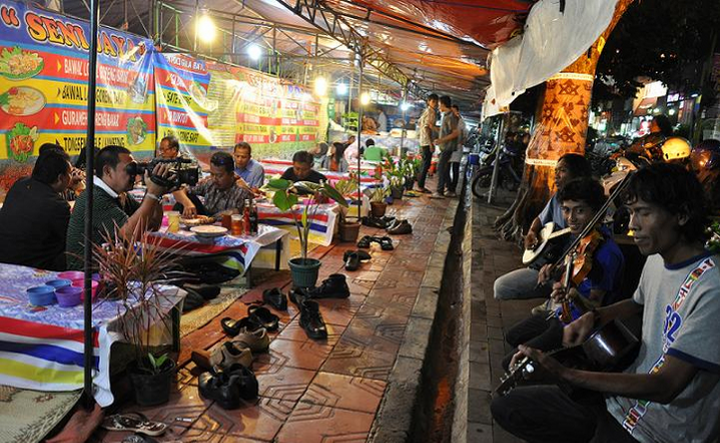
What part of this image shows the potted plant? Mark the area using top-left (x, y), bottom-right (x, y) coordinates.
top-left (334, 176), bottom-right (362, 243)
top-left (369, 185), bottom-right (389, 217)
top-left (403, 157), bottom-right (421, 190)
top-left (385, 159), bottom-right (405, 200)
top-left (93, 225), bottom-right (182, 406)
top-left (264, 179), bottom-right (348, 287)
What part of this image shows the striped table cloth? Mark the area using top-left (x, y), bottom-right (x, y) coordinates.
top-left (257, 202), bottom-right (339, 247)
top-left (0, 264), bottom-right (183, 406)
top-left (147, 224), bottom-right (287, 273)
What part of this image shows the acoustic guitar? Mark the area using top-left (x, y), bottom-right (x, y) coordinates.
top-left (493, 319), bottom-right (639, 397)
top-left (522, 222), bottom-right (572, 267)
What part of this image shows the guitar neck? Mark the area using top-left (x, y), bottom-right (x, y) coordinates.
top-left (547, 227), bottom-right (572, 240)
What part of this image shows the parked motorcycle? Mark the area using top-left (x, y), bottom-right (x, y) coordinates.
top-left (471, 140), bottom-right (525, 197)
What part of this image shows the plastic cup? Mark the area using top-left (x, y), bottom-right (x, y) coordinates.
top-left (56, 286), bottom-right (82, 307)
top-left (27, 285), bottom-right (56, 306)
top-left (71, 279), bottom-right (99, 301)
top-left (45, 279), bottom-right (72, 289)
top-left (231, 214), bottom-right (243, 235)
top-left (167, 211), bottom-right (180, 233)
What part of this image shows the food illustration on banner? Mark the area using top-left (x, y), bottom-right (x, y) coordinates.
top-left (126, 117), bottom-right (147, 145)
top-left (128, 74), bottom-right (148, 104)
top-left (0, 46), bottom-right (44, 80)
top-left (189, 80), bottom-right (217, 111)
top-left (0, 86), bottom-right (46, 116)
top-left (6, 122), bottom-right (38, 162)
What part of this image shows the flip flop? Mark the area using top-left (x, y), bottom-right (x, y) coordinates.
top-left (376, 236), bottom-right (394, 251)
top-left (102, 412), bottom-right (167, 437)
top-left (357, 235), bottom-right (373, 248)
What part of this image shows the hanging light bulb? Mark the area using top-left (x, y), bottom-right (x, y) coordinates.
top-left (314, 76), bottom-right (328, 96)
top-left (360, 92), bottom-right (371, 106)
top-left (400, 102), bottom-right (411, 111)
top-left (197, 14), bottom-right (216, 44)
top-left (247, 44), bottom-right (262, 61)
top-left (336, 83), bottom-right (348, 95)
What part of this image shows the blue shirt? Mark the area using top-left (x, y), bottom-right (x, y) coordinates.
top-left (234, 159), bottom-right (265, 188)
top-left (555, 228), bottom-right (625, 321)
top-left (538, 193), bottom-right (566, 228)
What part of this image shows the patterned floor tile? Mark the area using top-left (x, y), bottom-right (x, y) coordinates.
top-left (268, 338), bottom-right (335, 371)
top-left (191, 397), bottom-right (295, 440)
top-left (321, 341), bottom-right (396, 380)
top-left (298, 371), bottom-right (387, 414)
top-left (275, 405), bottom-right (375, 443)
top-left (256, 365), bottom-right (316, 401)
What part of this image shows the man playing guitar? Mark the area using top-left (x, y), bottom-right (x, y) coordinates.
top-left (494, 153), bottom-right (592, 301)
top-left (492, 163), bottom-right (720, 443)
top-left (501, 177), bottom-right (625, 370)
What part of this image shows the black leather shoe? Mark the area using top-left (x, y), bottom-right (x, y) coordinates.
top-left (343, 250), bottom-right (371, 271)
top-left (198, 369), bottom-right (241, 409)
top-left (357, 235), bottom-right (373, 248)
top-left (221, 316), bottom-right (263, 337)
top-left (361, 216), bottom-right (388, 229)
top-left (387, 220), bottom-right (412, 235)
top-left (308, 274), bottom-right (350, 299)
top-left (225, 363), bottom-right (258, 400)
top-left (380, 215), bottom-right (396, 225)
top-left (299, 299), bottom-right (327, 339)
top-left (262, 288), bottom-right (288, 310)
top-left (248, 306), bottom-right (280, 331)
top-left (289, 287), bottom-right (309, 305)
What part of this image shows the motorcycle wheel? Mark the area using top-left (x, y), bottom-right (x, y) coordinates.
top-left (471, 167), bottom-right (493, 198)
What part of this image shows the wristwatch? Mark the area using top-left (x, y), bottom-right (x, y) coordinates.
top-left (145, 192), bottom-right (161, 202)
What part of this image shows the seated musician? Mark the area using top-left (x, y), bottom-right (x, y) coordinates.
top-left (501, 177), bottom-right (625, 369)
top-left (492, 163), bottom-right (720, 443)
top-left (494, 153), bottom-right (592, 301)
top-left (174, 152), bottom-right (252, 218)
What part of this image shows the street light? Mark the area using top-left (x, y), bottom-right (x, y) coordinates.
top-left (314, 77), bottom-right (328, 96)
top-left (360, 92), bottom-right (370, 106)
top-left (336, 83), bottom-right (348, 95)
top-left (400, 102), bottom-right (411, 111)
top-left (197, 15), bottom-right (216, 44)
top-left (248, 44), bottom-right (262, 61)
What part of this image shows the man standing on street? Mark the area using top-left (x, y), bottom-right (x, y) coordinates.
top-left (415, 93), bottom-right (438, 194)
top-left (433, 96), bottom-right (460, 198)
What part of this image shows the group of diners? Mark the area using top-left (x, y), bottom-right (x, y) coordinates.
top-left (0, 137), bottom-right (333, 273)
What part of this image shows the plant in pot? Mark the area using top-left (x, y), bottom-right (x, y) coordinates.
top-left (334, 176), bottom-right (362, 243)
top-left (403, 157), bottom-right (422, 190)
top-left (93, 224), bottom-right (182, 406)
top-left (264, 179), bottom-right (348, 287)
top-left (385, 159), bottom-right (405, 200)
top-left (369, 185), bottom-right (389, 217)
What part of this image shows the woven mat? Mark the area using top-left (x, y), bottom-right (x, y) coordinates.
top-left (0, 385), bottom-right (81, 443)
top-left (180, 285), bottom-right (248, 337)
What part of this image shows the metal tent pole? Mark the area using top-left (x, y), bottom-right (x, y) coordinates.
top-left (356, 52), bottom-right (364, 219)
top-left (487, 113), bottom-right (505, 204)
top-left (399, 85), bottom-right (407, 158)
top-left (83, 0), bottom-right (100, 410)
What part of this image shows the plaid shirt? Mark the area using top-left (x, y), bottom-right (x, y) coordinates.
top-left (188, 180), bottom-right (250, 217)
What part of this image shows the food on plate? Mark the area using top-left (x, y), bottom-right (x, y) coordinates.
top-left (190, 225), bottom-right (227, 238)
top-left (6, 122), bottom-right (38, 163)
top-left (0, 86), bottom-right (46, 116)
top-left (181, 215), bottom-right (215, 226)
top-left (0, 46), bottom-right (44, 80)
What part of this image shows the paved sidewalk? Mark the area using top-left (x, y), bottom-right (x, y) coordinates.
top-left (468, 195), bottom-right (536, 443)
top-left (91, 191), bottom-right (453, 443)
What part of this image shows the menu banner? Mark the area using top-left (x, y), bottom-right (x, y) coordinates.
top-left (0, 0), bottom-right (155, 167)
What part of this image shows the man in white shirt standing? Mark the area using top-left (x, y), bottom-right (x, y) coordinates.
top-left (415, 93), bottom-right (438, 194)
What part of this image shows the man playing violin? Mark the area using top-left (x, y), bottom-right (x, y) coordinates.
top-left (501, 177), bottom-right (625, 370)
top-left (492, 163), bottom-right (720, 443)
top-left (494, 153), bottom-right (592, 301)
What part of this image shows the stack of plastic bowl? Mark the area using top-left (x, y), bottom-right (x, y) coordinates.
top-left (27, 286), bottom-right (57, 306)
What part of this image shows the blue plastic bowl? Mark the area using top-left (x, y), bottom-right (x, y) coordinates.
top-left (45, 279), bottom-right (72, 289)
top-left (27, 286), bottom-right (57, 306)
top-left (56, 286), bottom-right (82, 308)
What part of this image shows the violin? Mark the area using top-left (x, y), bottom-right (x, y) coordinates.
top-left (557, 229), bottom-right (604, 323)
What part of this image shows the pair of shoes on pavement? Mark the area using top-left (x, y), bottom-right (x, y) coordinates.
top-left (361, 215), bottom-right (396, 229)
top-left (357, 235), bottom-right (394, 250)
top-left (198, 363), bottom-right (258, 409)
top-left (385, 218), bottom-right (412, 235)
top-left (290, 274), bottom-right (352, 339)
top-left (262, 288), bottom-right (288, 310)
top-left (192, 340), bottom-right (254, 372)
top-left (343, 250), bottom-right (371, 271)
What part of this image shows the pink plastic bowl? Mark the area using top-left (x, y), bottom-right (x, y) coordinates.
top-left (71, 279), bottom-right (99, 301)
top-left (58, 271), bottom-right (84, 280)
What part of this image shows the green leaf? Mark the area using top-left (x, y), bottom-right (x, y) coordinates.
top-left (148, 353), bottom-right (156, 368)
top-left (296, 181), bottom-right (320, 193)
top-left (266, 178), bottom-right (292, 191)
top-left (301, 205), bottom-right (308, 228)
top-left (322, 183), bottom-right (349, 207)
top-left (272, 190), bottom-right (294, 211)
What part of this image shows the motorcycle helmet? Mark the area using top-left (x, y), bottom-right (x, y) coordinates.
top-left (660, 137), bottom-right (691, 161)
top-left (691, 139), bottom-right (720, 171)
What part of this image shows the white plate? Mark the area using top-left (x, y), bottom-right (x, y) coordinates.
top-left (190, 225), bottom-right (228, 238)
top-left (1, 86), bottom-right (46, 116)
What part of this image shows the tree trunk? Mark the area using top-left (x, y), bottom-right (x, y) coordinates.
top-left (496, 0), bottom-right (635, 242)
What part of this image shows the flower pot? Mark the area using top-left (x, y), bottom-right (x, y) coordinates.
top-left (338, 221), bottom-right (361, 243)
top-left (390, 186), bottom-right (404, 200)
top-left (370, 201), bottom-right (387, 217)
top-left (404, 176), bottom-right (415, 190)
top-left (129, 359), bottom-right (176, 406)
top-left (288, 258), bottom-right (321, 288)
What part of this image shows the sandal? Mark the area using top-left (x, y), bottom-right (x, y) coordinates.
top-left (248, 306), bottom-right (279, 331)
top-left (357, 235), bottom-right (373, 248)
top-left (376, 236), bottom-right (394, 251)
top-left (102, 412), bottom-right (167, 436)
